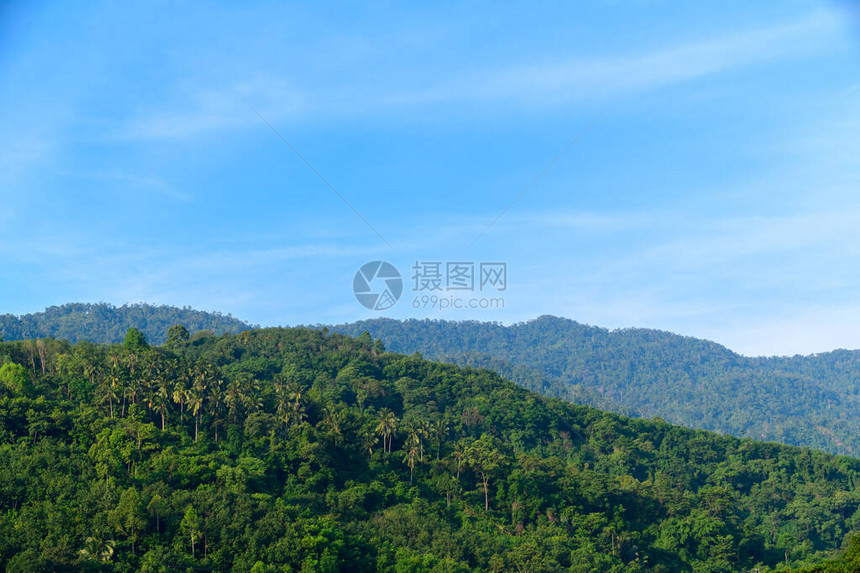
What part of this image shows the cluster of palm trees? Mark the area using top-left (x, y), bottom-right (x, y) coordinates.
top-left (373, 409), bottom-right (450, 483)
top-left (65, 346), bottom-right (505, 510)
top-left (274, 379), bottom-right (307, 431)
top-left (85, 350), bottom-right (264, 442)
top-left (369, 412), bottom-right (495, 506)
top-left (83, 347), bottom-right (327, 445)
top-left (80, 349), bottom-right (468, 487)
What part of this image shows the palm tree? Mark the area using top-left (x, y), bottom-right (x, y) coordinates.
top-left (124, 353), bottom-right (139, 411)
top-left (193, 367), bottom-right (209, 398)
top-left (417, 420), bottom-right (430, 462)
top-left (287, 384), bottom-right (306, 428)
top-left (375, 408), bottom-right (397, 453)
top-left (406, 422), bottom-right (421, 455)
top-left (102, 375), bottom-right (120, 418)
top-left (207, 386), bottom-right (224, 442)
top-left (156, 380), bottom-right (171, 431)
top-left (431, 420), bottom-right (449, 460)
top-left (275, 382), bottom-right (289, 432)
top-left (276, 407), bottom-right (291, 437)
top-left (402, 443), bottom-right (419, 484)
top-left (84, 362), bottom-right (99, 386)
top-left (162, 357), bottom-right (179, 389)
top-left (360, 428), bottom-right (378, 457)
top-left (108, 351), bottom-right (121, 371)
top-left (225, 380), bottom-right (242, 423)
top-left (320, 405), bottom-right (343, 445)
top-left (453, 443), bottom-right (468, 479)
top-left (144, 381), bottom-right (157, 422)
top-left (108, 352), bottom-right (125, 417)
top-left (172, 375), bottom-right (189, 424)
top-left (78, 536), bottom-right (116, 563)
top-left (187, 389), bottom-right (203, 442)
top-left (238, 374), bottom-right (262, 414)
top-left (127, 372), bottom-right (142, 409)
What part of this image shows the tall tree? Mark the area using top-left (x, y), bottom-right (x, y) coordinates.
top-left (431, 420), bottom-right (449, 460)
top-left (180, 506), bottom-right (201, 558)
top-left (467, 435), bottom-right (504, 511)
top-left (375, 408), bottom-right (397, 453)
top-left (403, 442), bottom-right (419, 484)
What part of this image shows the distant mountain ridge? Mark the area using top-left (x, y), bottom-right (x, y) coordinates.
top-left (0, 302), bottom-right (253, 345)
top-left (330, 316), bottom-right (860, 456)
top-left (5, 305), bottom-right (860, 457)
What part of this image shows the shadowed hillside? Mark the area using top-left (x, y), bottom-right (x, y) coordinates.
top-left (331, 316), bottom-right (860, 456)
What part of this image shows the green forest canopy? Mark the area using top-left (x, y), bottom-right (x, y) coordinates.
top-left (1, 326), bottom-right (860, 571)
top-left (7, 305), bottom-right (860, 459)
top-left (331, 317), bottom-right (860, 457)
top-left (0, 303), bottom-right (252, 345)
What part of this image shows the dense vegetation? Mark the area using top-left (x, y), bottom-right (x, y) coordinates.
top-left (0, 303), bottom-right (252, 345)
top-left (794, 534), bottom-right (860, 572)
top-left (9, 305), bottom-right (860, 457)
top-left (1, 326), bottom-right (860, 571)
top-left (331, 317), bottom-right (860, 457)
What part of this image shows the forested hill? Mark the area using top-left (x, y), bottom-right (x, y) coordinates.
top-left (2, 326), bottom-right (860, 571)
top-left (0, 303), bottom-right (252, 345)
top-left (330, 317), bottom-right (860, 457)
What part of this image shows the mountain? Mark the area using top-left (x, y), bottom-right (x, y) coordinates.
top-left (330, 316), bottom-right (860, 457)
top-left (7, 305), bottom-right (860, 459)
top-left (0, 302), bottom-right (253, 345)
top-left (2, 327), bottom-right (860, 570)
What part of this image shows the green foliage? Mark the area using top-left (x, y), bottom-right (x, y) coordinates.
top-left (166, 324), bottom-right (190, 347)
top-left (0, 302), bottom-right (252, 344)
top-left (123, 327), bottom-right (149, 350)
top-left (0, 361), bottom-right (33, 396)
top-left (792, 534), bottom-right (860, 572)
top-left (332, 316), bottom-right (860, 456)
top-left (0, 326), bottom-right (858, 571)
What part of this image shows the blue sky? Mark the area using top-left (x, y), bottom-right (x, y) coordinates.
top-left (1, 1), bottom-right (858, 356)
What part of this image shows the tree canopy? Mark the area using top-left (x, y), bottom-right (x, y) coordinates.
top-left (332, 316), bottom-right (860, 456)
top-left (0, 326), bottom-right (859, 570)
top-left (0, 302), bottom-right (252, 345)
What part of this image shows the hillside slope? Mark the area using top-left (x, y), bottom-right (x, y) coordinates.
top-left (331, 317), bottom-right (860, 456)
top-left (1, 327), bottom-right (859, 570)
top-left (0, 302), bottom-right (253, 345)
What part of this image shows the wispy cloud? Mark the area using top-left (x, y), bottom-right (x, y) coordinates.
top-left (381, 9), bottom-right (844, 106)
top-left (110, 9), bottom-right (846, 142)
top-left (71, 170), bottom-right (192, 201)
top-left (113, 77), bottom-right (306, 141)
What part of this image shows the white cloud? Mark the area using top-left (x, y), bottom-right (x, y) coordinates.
top-left (109, 9), bottom-right (848, 142)
top-left (382, 9), bottom-right (845, 107)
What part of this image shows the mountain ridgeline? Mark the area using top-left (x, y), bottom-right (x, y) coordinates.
top-left (2, 326), bottom-right (860, 571)
top-left (6, 305), bottom-right (860, 459)
top-left (0, 303), bottom-right (253, 345)
top-left (330, 317), bottom-right (860, 457)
